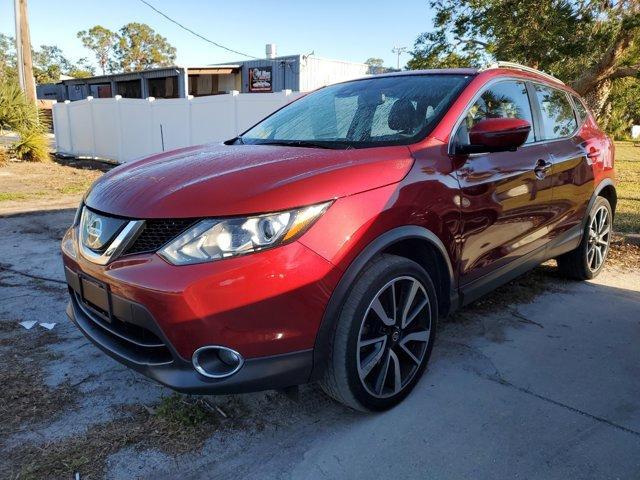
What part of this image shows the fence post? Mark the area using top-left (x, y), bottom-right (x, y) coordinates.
top-left (64, 100), bottom-right (74, 156)
top-left (86, 96), bottom-right (97, 158)
top-left (188, 95), bottom-right (194, 147)
top-left (147, 96), bottom-right (156, 157)
top-left (115, 95), bottom-right (124, 162)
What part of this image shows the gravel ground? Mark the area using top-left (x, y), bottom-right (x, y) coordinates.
top-left (1, 208), bottom-right (639, 480)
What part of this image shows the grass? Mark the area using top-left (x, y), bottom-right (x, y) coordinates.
top-left (0, 192), bottom-right (27, 202)
top-left (0, 158), bottom-right (105, 209)
top-left (614, 141), bottom-right (640, 233)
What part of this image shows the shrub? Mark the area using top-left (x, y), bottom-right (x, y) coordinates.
top-left (0, 80), bottom-right (50, 162)
top-left (11, 127), bottom-right (50, 162)
top-left (0, 81), bottom-right (43, 132)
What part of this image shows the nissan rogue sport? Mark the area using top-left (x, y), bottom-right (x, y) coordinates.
top-left (61, 63), bottom-right (616, 412)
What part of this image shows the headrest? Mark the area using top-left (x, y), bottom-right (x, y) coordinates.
top-left (388, 98), bottom-right (420, 132)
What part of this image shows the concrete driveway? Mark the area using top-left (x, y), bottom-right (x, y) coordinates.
top-left (1, 208), bottom-right (639, 479)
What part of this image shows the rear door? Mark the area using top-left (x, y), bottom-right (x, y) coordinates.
top-left (452, 79), bottom-right (556, 286)
top-left (531, 84), bottom-right (596, 238)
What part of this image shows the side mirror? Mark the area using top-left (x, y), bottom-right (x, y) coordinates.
top-left (457, 118), bottom-right (531, 154)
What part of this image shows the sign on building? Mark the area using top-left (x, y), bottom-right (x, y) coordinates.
top-left (249, 67), bottom-right (273, 92)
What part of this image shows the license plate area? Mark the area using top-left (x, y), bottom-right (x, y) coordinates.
top-left (79, 275), bottom-right (112, 322)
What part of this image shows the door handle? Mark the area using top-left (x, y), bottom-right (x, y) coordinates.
top-left (534, 159), bottom-right (552, 179)
top-left (585, 147), bottom-right (601, 159)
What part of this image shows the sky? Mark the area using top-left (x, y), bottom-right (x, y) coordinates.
top-left (1, 0), bottom-right (435, 70)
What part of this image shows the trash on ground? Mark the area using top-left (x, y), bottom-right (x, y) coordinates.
top-left (19, 320), bottom-right (37, 329)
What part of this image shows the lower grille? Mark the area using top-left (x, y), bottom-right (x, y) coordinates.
top-left (123, 218), bottom-right (198, 255)
top-left (73, 291), bottom-right (173, 366)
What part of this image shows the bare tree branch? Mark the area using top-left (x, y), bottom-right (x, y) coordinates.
top-left (457, 38), bottom-right (490, 48)
top-left (608, 64), bottom-right (640, 79)
top-left (570, 15), bottom-right (639, 94)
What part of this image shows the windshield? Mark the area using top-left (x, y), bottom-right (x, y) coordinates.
top-left (239, 74), bottom-right (472, 149)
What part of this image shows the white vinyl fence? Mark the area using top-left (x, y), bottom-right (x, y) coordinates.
top-left (52, 90), bottom-right (303, 163)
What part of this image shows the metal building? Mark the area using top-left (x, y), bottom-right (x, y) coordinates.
top-left (36, 45), bottom-right (369, 101)
top-left (37, 66), bottom-right (242, 102)
top-left (218, 49), bottom-right (369, 93)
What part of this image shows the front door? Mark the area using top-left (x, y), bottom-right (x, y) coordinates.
top-left (451, 79), bottom-right (557, 287)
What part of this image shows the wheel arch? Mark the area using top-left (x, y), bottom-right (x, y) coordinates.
top-left (583, 178), bottom-right (617, 231)
top-left (597, 181), bottom-right (617, 217)
top-left (308, 226), bottom-right (457, 381)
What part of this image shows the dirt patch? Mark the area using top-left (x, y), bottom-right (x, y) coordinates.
top-left (3, 394), bottom-right (255, 480)
top-left (0, 326), bottom-right (76, 445)
top-left (0, 157), bottom-right (110, 210)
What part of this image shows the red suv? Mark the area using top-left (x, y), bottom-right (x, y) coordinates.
top-left (61, 64), bottom-right (616, 411)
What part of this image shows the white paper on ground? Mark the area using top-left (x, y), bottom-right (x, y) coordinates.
top-left (19, 321), bottom-right (37, 330)
top-left (39, 322), bottom-right (56, 330)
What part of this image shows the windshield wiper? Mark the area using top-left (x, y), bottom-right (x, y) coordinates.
top-left (255, 140), bottom-right (352, 150)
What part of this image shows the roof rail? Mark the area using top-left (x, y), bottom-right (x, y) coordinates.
top-left (484, 61), bottom-right (565, 85)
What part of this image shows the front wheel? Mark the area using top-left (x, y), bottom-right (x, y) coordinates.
top-left (320, 254), bottom-right (438, 412)
top-left (557, 196), bottom-right (612, 280)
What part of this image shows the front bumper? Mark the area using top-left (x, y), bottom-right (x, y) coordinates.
top-left (62, 238), bottom-right (342, 393)
top-left (65, 268), bottom-right (313, 393)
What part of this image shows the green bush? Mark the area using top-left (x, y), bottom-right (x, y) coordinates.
top-left (0, 80), bottom-right (50, 162)
top-left (11, 128), bottom-right (50, 162)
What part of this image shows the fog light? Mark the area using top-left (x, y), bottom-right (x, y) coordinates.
top-left (192, 346), bottom-right (244, 379)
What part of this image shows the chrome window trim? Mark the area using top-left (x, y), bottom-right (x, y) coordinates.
top-left (78, 208), bottom-right (145, 265)
top-left (447, 76), bottom-right (582, 155)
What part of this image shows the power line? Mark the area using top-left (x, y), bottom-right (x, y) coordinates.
top-left (137, 0), bottom-right (260, 60)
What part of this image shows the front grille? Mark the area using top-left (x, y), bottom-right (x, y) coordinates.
top-left (124, 218), bottom-right (198, 255)
top-left (73, 291), bottom-right (173, 366)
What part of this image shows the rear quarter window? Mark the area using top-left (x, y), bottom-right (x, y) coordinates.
top-left (571, 94), bottom-right (589, 124)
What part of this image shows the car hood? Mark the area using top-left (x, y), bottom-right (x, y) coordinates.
top-left (84, 143), bottom-right (414, 218)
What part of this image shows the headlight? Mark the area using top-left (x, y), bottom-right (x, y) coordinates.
top-left (159, 201), bottom-right (332, 265)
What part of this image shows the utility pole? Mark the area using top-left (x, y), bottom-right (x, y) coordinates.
top-left (14, 0), bottom-right (37, 104)
top-left (391, 46), bottom-right (407, 71)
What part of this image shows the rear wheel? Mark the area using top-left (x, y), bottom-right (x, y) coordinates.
top-left (320, 254), bottom-right (438, 412)
top-left (557, 196), bottom-right (612, 280)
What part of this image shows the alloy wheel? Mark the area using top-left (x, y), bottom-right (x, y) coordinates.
top-left (356, 276), bottom-right (432, 398)
top-left (587, 205), bottom-right (611, 272)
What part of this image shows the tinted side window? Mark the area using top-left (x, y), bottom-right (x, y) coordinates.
top-left (455, 80), bottom-right (535, 145)
top-left (571, 94), bottom-right (589, 124)
top-left (534, 85), bottom-right (577, 139)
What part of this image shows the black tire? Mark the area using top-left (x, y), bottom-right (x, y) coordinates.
top-left (557, 196), bottom-right (613, 280)
top-left (319, 254), bottom-right (438, 412)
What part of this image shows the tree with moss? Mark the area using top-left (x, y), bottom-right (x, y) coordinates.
top-left (408, 0), bottom-right (640, 130)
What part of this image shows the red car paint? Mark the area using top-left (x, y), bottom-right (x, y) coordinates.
top-left (62, 67), bottom-right (615, 392)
